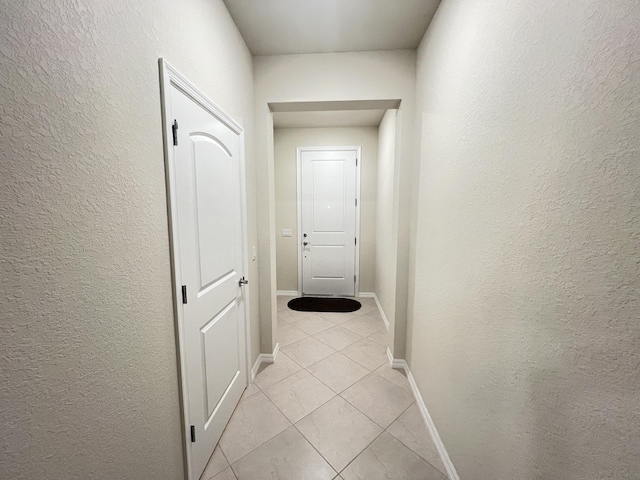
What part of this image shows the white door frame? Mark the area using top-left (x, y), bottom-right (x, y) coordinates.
top-left (296, 146), bottom-right (361, 297)
top-left (158, 59), bottom-right (252, 480)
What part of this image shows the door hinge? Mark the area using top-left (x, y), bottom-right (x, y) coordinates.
top-left (190, 425), bottom-right (196, 443)
top-left (182, 285), bottom-right (187, 304)
top-left (355, 198), bottom-right (357, 207)
top-left (354, 275), bottom-right (356, 283)
top-left (355, 237), bottom-right (357, 245)
top-left (172, 119), bottom-right (179, 146)
top-left (356, 158), bottom-right (358, 166)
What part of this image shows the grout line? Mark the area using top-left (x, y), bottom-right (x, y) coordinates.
top-left (335, 428), bottom-right (386, 475)
top-left (385, 422), bottom-right (448, 477)
top-left (375, 402), bottom-right (452, 477)
top-left (241, 343), bottom-right (423, 478)
top-left (225, 394), bottom-right (293, 469)
top-left (335, 401), bottom-right (420, 476)
top-left (302, 358), bottom-right (369, 396)
top-left (335, 372), bottom-right (406, 430)
top-left (257, 365), bottom-right (303, 392)
top-left (262, 310), bottom-right (395, 471)
top-left (291, 414), bottom-right (340, 476)
top-left (261, 376), bottom-right (341, 476)
top-left (309, 327), bottom-right (363, 351)
top-left (218, 445), bottom-right (231, 472)
top-left (290, 373), bottom-right (384, 476)
top-left (234, 324), bottom-right (383, 476)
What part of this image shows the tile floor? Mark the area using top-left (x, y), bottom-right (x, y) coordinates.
top-left (201, 296), bottom-right (448, 480)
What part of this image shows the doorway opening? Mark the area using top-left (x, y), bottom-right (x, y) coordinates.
top-left (270, 101), bottom-right (399, 303)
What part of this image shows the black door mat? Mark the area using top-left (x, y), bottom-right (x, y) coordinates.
top-left (287, 297), bottom-right (361, 313)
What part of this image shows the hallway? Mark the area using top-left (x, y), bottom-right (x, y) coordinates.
top-left (201, 298), bottom-right (447, 480)
top-left (2, 1), bottom-right (639, 478)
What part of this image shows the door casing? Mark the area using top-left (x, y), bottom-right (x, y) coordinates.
top-left (296, 146), bottom-right (361, 297)
top-left (158, 58), bottom-right (252, 480)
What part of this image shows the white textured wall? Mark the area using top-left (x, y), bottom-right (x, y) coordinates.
top-left (254, 51), bottom-right (416, 357)
top-left (410, 0), bottom-right (640, 478)
top-left (274, 127), bottom-right (378, 293)
top-left (0, 1), bottom-right (257, 479)
top-left (374, 111), bottom-right (397, 328)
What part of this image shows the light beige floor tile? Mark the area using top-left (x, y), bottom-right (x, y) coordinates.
top-left (287, 309), bottom-right (319, 322)
top-left (277, 295), bottom-right (296, 307)
top-left (210, 467), bottom-right (237, 480)
top-left (341, 374), bottom-right (413, 428)
top-left (241, 382), bottom-right (262, 400)
top-left (354, 299), bottom-right (378, 316)
top-left (201, 446), bottom-right (229, 479)
top-left (342, 316), bottom-right (382, 337)
top-left (219, 390), bottom-right (290, 464)
top-left (254, 352), bottom-right (302, 390)
top-left (387, 404), bottom-right (447, 474)
top-left (295, 396), bottom-right (382, 472)
top-left (318, 311), bottom-right (358, 325)
top-left (373, 364), bottom-right (413, 393)
top-left (232, 426), bottom-right (336, 480)
top-left (340, 338), bottom-right (387, 370)
top-left (341, 432), bottom-right (447, 480)
top-left (359, 306), bottom-right (383, 320)
top-left (264, 369), bottom-right (336, 423)
top-left (278, 295), bottom-right (295, 303)
top-left (293, 314), bottom-right (335, 335)
top-left (307, 352), bottom-right (369, 393)
top-left (278, 323), bottom-right (309, 347)
top-left (366, 328), bottom-right (389, 347)
top-left (281, 336), bottom-right (335, 367)
top-left (313, 325), bottom-right (363, 350)
top-left (278, 310), bottom-right (295, 325)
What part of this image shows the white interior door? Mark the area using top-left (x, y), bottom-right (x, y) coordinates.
top-left (299, 148), bottom-right (358, 296)
top-left (163, 64), bottom-right (247, 480)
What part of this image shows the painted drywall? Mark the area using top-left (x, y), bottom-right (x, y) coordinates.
top-left (254, 50), bottom-right (417, 357)
top-left (409, 0), bottom-right (640, 478)
top-left (375, 111), bottom-right (398, 330)
top-left (274, 127), bottom-right (378, 293)
top-left (0, 1), bottom-right (257, 479)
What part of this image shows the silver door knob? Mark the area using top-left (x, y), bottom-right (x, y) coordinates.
top-left (239, 277), bottom-right (248, 286)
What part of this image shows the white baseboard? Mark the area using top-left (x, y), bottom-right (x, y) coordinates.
top-left (358, 291), bottom-right (375, 298)
top-left (250, 355), bottom-right (263, 380)
top-left (371, 293), bottom-right (390, 332)
top-left (277, 290), bottom-right (299, 296)
top-left (386, 347), bottom-right (405, 370)
top-left (388, 354), bottom-right (460, 480)
top-left (250, 343), bottom-right (280, 381)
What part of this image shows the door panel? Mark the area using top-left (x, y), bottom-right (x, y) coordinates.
top-left (312, 161), bottom-right (346, 232)
top-left (201, 302), bottom-right (239, 420)
top-left (192, 136), bottom-right (236, 290)
top-left (170, 84), bottom-right (247, 479)
top-left (311, 245), bottom-right (346, 279)
top-left (301, 149), bottom-right (358, 296)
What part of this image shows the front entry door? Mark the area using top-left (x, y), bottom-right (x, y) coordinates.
top-left (300, 148), bottom-right (358, 296)
top-left (163, 64), bottom-right (247, 480)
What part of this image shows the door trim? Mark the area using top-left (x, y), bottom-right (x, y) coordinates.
top-left (158, 58), bottom-right (251, 480)
top-left (296, 146), bottom-right (361, 297)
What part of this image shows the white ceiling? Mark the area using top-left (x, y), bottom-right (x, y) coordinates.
top-left (223, 0), bottom-right (441, 56)
top-left (273, 109), bottom-right (386, 128)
